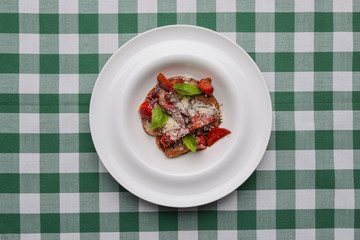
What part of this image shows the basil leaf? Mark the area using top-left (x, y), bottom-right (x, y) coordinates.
top-left (150, 107), bottom-right (169, 129)
top-left (173, 83), bottom-right (202, 96)
top-left (182, 134), bottom-right (198, 152)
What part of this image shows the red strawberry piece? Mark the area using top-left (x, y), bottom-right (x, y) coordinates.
top-left (191, 114), bottom-right (216, 130)
top-left (175, 77), bottom-right (184, 84)
top-left (146, 86), bottom-right (160, 105)
top-left (157, 73), bottom-right (174, 91)
top-left (138, 101), bottom-right (154, 121)
top-left (196, 135), bottom-right (207, 150)
top-left (199, 78), bottom-right (214, 95)
top-left (206, 128), bottom-right (231, 147)
top-left (160, 128), bottom-right (191, 147)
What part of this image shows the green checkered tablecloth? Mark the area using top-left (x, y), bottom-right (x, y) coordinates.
top-left (0, 0), bottom-right (359, 239)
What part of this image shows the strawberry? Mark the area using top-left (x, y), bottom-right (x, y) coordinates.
top-left (199, 78), bottom-right (214, 95)
top-left (160, 128), bottom-right (191, 147)
top-left (157, 73), bottom-right (174, 91)
top-left (191, 114), bottom-right (216, 130)
top-left (138, 101), bottom-right (154, 121)
top-left (175, 77), bottom-right (184, 84)
top-left (196, 135), bottom-right (207, 150)
top-left (206, 128), bottom-right (231, 147)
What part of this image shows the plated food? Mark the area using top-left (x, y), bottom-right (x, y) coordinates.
top-left (139, 73), bottom-right (231, 158)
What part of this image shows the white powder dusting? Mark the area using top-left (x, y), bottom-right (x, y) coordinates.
top-left (163, 117), bottom-right (180, 132)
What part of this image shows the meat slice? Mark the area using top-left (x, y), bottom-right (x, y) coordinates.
top-left (156, 136), bottom-right (190, 158)
top-left (142, 119), bottom-right (163, 136)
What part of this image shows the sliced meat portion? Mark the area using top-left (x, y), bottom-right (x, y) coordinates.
top-left (142, 119), bottom-right (163, 136)
top-left (191, 94), bottom-right (221, 129)
top-left (187, 78), bottom-right (199, 88)
top-left (158, 88), bottom-right (167, 107)
top-left (156, 136), bottom-right (190, 158)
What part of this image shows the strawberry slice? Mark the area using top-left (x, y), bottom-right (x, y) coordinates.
top-left (157, 73), bottom-right (174, 91)
top-left (162, 103), bottom-right (186, 127)
top-left (199, 78), bottom-right (214, 95)
top-left (191, 114), bottom-right (216, 130)
top-left (196, 135), bottom-right (207, 150)
top-left (160, 128), bottom-right (190, 147)
top-left (138, 101), bottom-right (153, 121)
top-left (206, 128), bottom-right (231, 147)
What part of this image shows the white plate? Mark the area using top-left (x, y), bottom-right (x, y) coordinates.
top-left (90, 25), bottom-right (272, 208)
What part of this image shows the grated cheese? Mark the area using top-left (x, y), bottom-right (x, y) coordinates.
top-left (163, 117), bottom-right (180, 132)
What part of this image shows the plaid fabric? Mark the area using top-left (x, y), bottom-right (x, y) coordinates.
top-left (0, 0), bottom-right (359, 239)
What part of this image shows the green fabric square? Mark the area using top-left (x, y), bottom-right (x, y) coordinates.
top-left (118, 14), bottom-right (138, 33)
top-left (296, 210), bottom-right (315, 228)
top-left (296, 171), bottom-right (315, 189)
top-left (275, 92), bottom-right (294, 111)
top-left (59, 14), bottom-right (78, 33)
top-left (314, 92), bottom-right (333, 110)
top-left (276, 210), bottom-right (295, 229)
top-left (275, 33), bottom-right (294, 52)
top-left (79, 173), bottom-right (99, 192)
top-left (0, 153), bottom-right (18, 173)
top-left (276, 171), bottom-right (295, 189)
top-left (79, 34), bottom-right (98, 53)
top-left (79, 94), bottom-right (91, 113)
top-left (0, 74), bottom-right (18, 94)
top-left (276, 131), bottom-right (295, 150)
top-left (314, 32), bottom-right (333, 52)
top-left (20, 133), bottom-right (40, 153)
top-left (217, 211), bottom-right (237, 230)
top-left (100, 213), bottom-right (119, 232)
top-left (0, 174), bottom-right (19, 193)
top-left (177, 13), bottom-right (196, 25)
top-left (40, 114), bottom-right (59, 133)
top-left (100, 173), bottom-right (121, 192)
top-left (79, 0), bottom-right (98, 13)
top-left (120, 212), bottom-right (139, 232)
top-left (40, 173), bottom-right (59, 193)
top-left (335, 210), bottom-right (354, 228)
top-left (60, 54), bottom-right (79, 73)
top-left (353, 52), bottom-right (360, 71)
top-left (236, 33), bottom-right (255, 52)
top-left (275, 53), bottom-right (294, 72)
top-left (41, 214), bottom-right (60, 233)
top-left (354, 13), bottom-right (360, 32)
top-left (333, 13), bottom-right (352, 32)
top-left (40, 154), bottom-right (59, 173)
top-left (334, 52), bottom-right (352, 71)
top-left (314, 111), bottom-right (333, 130)
top-left (40, 14), bottom-right (59, 34)
top-left (316, 209), bottom-right (334, 228)
top-left (0, 54), bottom-right (19, 73)
top-left (19, 14), bottom-right (39, 33)
top-left (275, 72), bottom-right (294, 92)
top-left (354, 92), bottom-right (360, 110)
top-left (79, 153), bottom-right (98, 173)
top-left (21, 214), bottom-right (40, 233)
top-left (315, 13), bottom-right (333, 32)
top-left (275, 13), bottom-right (294, 32)
top-left (355, 131), bottom-right (360, 150)
top-left (315, 150), bottom-right (333, 169)
top-left (20, 174), bottom-right (39, 193)
top-left (237, 0), bottom-right (254, 12)
top-left (314, 72), bottom-right (332, 91)
top-left (257, 171), bottom-right (276, 190)
top-left (79, 14), bottom-right (98, 34)
top-left (316, 170), bottom-right (335, 189)
top-left (40, 54), bottom-right (59, 74)
top-left (198, 211), bottom-right (217, 230)
top-left (40, 134), bottom-right (59, 153)
top-left (216, 13), bottom-right (236, 32)
top-left (275, 111), bottom-right (295, 131)
top-left (79, 133), bottom-right (95, 152)
top-left (79, 74), bottom-right (97, 93)
top-left (138, 13), bottom-right (157, 33)
top-left (158, 13), bottom-right (177, 27)
top-left (0, 134), bottom-right (19, 153)
top-left (80, 213), bottom-right (99, 232)
top-left (277, 190), bottom-right (295, 209)
top-left (59, 134), bottom-right (78, 152)
top-left (20, 54), bottom-right (39, 74)
top-left (257, 210), bottom-right (276, 229)
top-left (0, 34), bottom-right (18, 54)
top-left (79, 54), bottom-right (98, 74)
top-left (0, 13), bottom-right (19, 33)
top-left (40, 193), bottom-right (60, 213)
top-left (256, 13), bottom-right (275, 32)
top-left (197, 13), bottom-right (216, 31)
top-left (159, 211), bottom-right (178, 231)
top-left (334, 130), bottom-right (353, 149)
top-left (99, 14), bottom-right (118, 33)
top-left (0, 214), bottom-right (20, 233)
top-left (237, 210), bottom-right (256, 230)
top-left (59, 173), bottom-right (78, 192)
top-left (237, 190), bottom-right (256, 210)
top-left (315, 130), bottom-right (334, 149)
top-left (236, 13), bottom-right (255, 32)
top-left (139, 212), bottom-right (158, 231)
top-left (238, 172), bottom-right (256, 190)
top-left (40, 34), bottom-right (59, 54)
top-left (60, 213), bottom-right (79, 232)
top-left (314, 52), bottom-right (333, 71)
top-left (178, 211), bottom-right (197, 230)
top-left (119, 192), bottom-right (138, 212)
top-left (295, 53), bottom-right (313, 71)
top-left (335, 170), bottom-right (354, 189)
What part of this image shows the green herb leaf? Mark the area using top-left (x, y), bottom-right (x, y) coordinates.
top-left (150, 107), bottom-right (169, 129)
top-left (182, 134), bottom-right (198, 152)
top-left (173, 83), bottom-right (202, 96)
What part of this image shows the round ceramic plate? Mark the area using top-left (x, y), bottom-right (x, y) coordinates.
top-left (90, 25), bottom-right (272, 208)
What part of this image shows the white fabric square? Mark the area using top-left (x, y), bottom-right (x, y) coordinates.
top-left (19, 34), bottom-right (39, 54)
top-left (138, 0), bottom-right (157, 13)
top-left (216, 0), bottom-right (236, 12)
top-left (257, 150), bottom-right (276, 170)
top-left (296, 189), bottom-right (315, 209)
top-left (333, 110), bottom-right (353, 130)
top-left (19, 74), bottom-right (39, 94)
top-left (60, 233), bottom-right (80, 240)
top-left (255, 33), bottom-right (275, 52)
top-left (335, 190), bottom-right (354, 209)
top-left (177, 0), bottom-right (196, 12)
top-left (59, 0), bottom-right (78, 13)
top-left (294, 32), bottom-right (314, 52)
top-left (59, 74), bottom-right (79, 94)
top-left (295, 150), bottom-right (316, 170)
top-left (257, 230), bottom-right (276, 240)
top-left (140, 232), bottom-right (159, 240)
top-left (178, 231), bottom-right (198, 240)
top-left (333, 0), bottom-right (353, 12)
top-left (20, 234), bottom-right (41, 240)
top-left (138, 198), bottom-right (159, 212)
top-left (295, 111), bottom-right (315, 130)
top-left (296, 229), bottom-right (315, 240)
top-left (19, 0), bottom-right (39, 13)
top-left (98, 0), bottom-right (118, 13)
top-left (220, 32), bottom-right (236, 43)
top-left (333, 72), bottom-right (352, 91)
top-left (20, 113), bottom-right (40, 133)
top-left (217, 191), bottom-right (237, 210)
top-left (60, 193), bottom-right (80, 213)
top-left (218, 230), bottom-right (237, 240)
top-left (99, 34), bottom-right (119, 54)
top-left (20, 194), bottom-right (40, 213)
top-left (333, 32), bottom-right (353, 52)
top-left (59, 34), bottom-right (79, 54)
top-left (262, 72), bottom-right (275, 92)
top-left (295, 0), bottom-right (314, 12)
top-left (257, 190), bottom-right (276, 210)
top-left (255, 0), bottom-right (275, 12)
top-left (20, 153), bottom-right (40, 173)
top-left (335, 229), bottom-right (354, 240)
top-left (59, 153), bottom-right (79, 173)
top-left (99, 192), bottom-right (119, 212)
top-left (100, 233), bottom-right (120, 240)
top-left (294, 72), bottom-right (314, 92)
top-left (334, 150), bottom-right (353, 170)
top-left (59, 113), bottom-right (79, 133)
